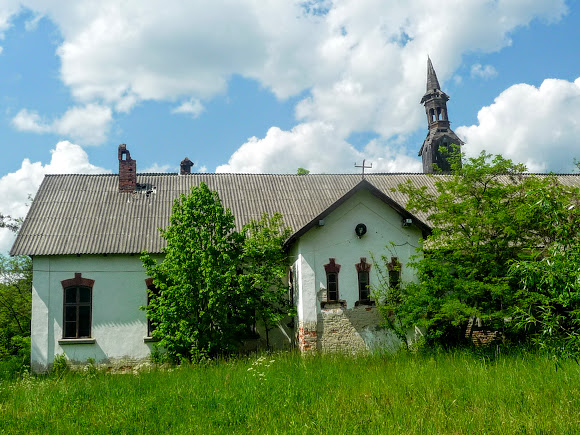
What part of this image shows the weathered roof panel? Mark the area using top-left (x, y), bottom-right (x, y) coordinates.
top-left (10, 173), bottom-right (580, 256)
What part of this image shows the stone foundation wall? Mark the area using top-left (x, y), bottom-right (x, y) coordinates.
top-left (316, 305), bottom-right (400, 353)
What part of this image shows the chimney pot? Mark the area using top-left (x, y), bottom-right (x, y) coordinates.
top-left (180, 157), bottom-right (194, 175)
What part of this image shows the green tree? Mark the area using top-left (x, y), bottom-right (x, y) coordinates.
top-left (141, 183), bottom-right (294, 361)
top-left (141, 183), bottom-right (244, 361)
top-left (509, 183), bottom-right (580, 359)
top-left (0, 213), bottom-right (20, 233)
top-left (0, 254), bottom-right (32, 360)
top-left (296, 168), bottom-right (310, 175)
top-left (390, 151), bottom-right (576, 347)
top-left (239, 213), bottom-right (293, 348)
top-left (0, 211), bottom-right (32, 369)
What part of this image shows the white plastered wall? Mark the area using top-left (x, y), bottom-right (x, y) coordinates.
top-left (290, 189), bottom-right (423, 351)
top-left (31, 254), bottom-right (156, 372)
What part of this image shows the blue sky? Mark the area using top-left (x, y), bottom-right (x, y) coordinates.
top-left (1, 0), bottom-right (580, 251)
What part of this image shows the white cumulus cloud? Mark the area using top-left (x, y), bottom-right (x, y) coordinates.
top-left (0, 141), bottom-right (110, 253)
top-left (456, 77), bottom-right (580, 172)
top-left (216, 121), bottom-right (421, 174)
top-left (142, 163), bottom-right (173, 173)
top-left (11, 104), bottom-right (112, 145)
top-left (172, 99), bottom-right (204, 118)
top-left (0, 0), bottom-right (571, 171)
top-left (471, 64), bottom-right (498, 79)
top-left (6, 0), bottom-right (567, 135)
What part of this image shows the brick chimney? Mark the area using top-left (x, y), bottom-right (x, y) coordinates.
top-left (180, 157), bottom-right (194, 175)
top-left (118, 144), bottom-right (136, 192)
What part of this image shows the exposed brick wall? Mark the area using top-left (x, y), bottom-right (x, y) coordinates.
top-left (180, 157), bottom-right (194, 175)
top-left (60, 273), bottom-right (95, 290)
top-left (465, 318), bottom-right (499, 346)
top-left (297, 306), bottom-right (388, 354)
top-left (318, 305), bottom-right (382, 353)
top-left (118, 144), bottom-right (137, 192)
top-left (297, 321), bottom-right (318, 353)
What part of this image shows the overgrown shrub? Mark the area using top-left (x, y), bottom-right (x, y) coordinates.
top-left (51, 353), bottom-right (69, 376)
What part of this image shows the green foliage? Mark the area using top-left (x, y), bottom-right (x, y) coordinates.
top-left (0, 213), bottom-right (21, 233)
top-left (372, 252), bottom-right (410, 350)
top-left (2, 352), bottom-right (580, 433)
top-left (141, 182), bottom-right (243, 361)
top-left (509, 183), bottom-right (580, 360)
top-left (141, 183), bottom-right (293, 362)
top-left (51, 353), bottom-right (68, 376)
top-left (149, 344), bottom-right (167, 364)
top-left (391, 151), bottom-right (580, 349)
top-left (296, 167), bottom-right (310, 175)
top-left (0, 336), bottom-right (30, 379)
top-left (239, 213), bottom-right (294, 347)
top-left (0, 254), bottom-right (32, 361)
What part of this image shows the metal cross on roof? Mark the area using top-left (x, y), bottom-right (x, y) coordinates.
top-left (355, 159), bottom-right (372, 178)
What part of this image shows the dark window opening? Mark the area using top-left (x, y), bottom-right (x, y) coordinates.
top-left (355, 257), bottom-right (373, 304)
top-left (327, 272), bottom-right (338, 301)
top-left (324, 258), bottom-right (341, 303)
top-left (63, 286), bottom-right (92, 338)
top-left (387, 257), bottom-right (401, 290)
top-left (61, 273), bottom-right (94, 340)
top-left (358, 271), bottom-right (370, 300)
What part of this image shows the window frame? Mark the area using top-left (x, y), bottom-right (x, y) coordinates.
top-left (355, 257), bottom-right (373, 305)
top-left (60, 273), bottom-right (94, 340)
top-left (326, 272), bottom-right (339, 301)
top-left (387, 257), bottom-right (402, 290)
top-left (323, 258), bottom-right (341, 303)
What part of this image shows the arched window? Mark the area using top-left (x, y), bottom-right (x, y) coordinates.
top-left (387, 257), bottom-right (401, 290)
top-left (324, 258), bottom-right (341, 302)
top-left (429, 108), bottom-right (435, 123)
top-left (61, 273), bottom-right (94, 339)
top-left (355, 257), bottom-right (372, 302)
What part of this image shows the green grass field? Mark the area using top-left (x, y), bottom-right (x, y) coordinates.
top-left (1, 350), bottom-right (579, 434)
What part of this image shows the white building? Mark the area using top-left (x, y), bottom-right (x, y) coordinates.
top-left (11, 144), bottom-right (437, 372)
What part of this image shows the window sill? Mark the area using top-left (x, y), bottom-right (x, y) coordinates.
top-left (143, 336), bottom-right (160, 343)
top-left (355, 300), bottom-right (376, 307)
top-left (321, 300), bottom-right (346, 309)
top-left (58, 338), bottom-right (96, 345)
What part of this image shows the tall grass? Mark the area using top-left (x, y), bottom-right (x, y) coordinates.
top-left (1, 350), bottom-right (579, 434)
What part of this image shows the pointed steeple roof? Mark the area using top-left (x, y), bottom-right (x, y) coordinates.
top-left (426, 57), bottom-right (441, 92)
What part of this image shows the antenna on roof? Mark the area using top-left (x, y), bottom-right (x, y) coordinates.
top-left (355, 159), bottom-right (372, 178)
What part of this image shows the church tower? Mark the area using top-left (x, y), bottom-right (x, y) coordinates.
top-left (418, 57), bottom-right (463, 173)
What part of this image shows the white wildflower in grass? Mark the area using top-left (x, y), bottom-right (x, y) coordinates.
top-left (247, 354), bottom-right (276, 383)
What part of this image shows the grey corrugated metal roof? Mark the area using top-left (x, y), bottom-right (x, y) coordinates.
top-left (10, 173), bottom-right (580, 256)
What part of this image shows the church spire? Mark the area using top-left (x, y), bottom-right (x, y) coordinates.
top-left (418, 58), bottom-right (463, 173)
top-left (426, 57), bottom-right (441, 92)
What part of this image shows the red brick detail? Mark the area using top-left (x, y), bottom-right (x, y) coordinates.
top-left (118, 144), bottom-right (137, 192)
top-left (298, 326), bottom-right (318, 352)
top-left (61, 273), bottom-right (95, 290)
top-left (324, 258), bottom-right (341, 274)
top-left (355, 257), bottom-right (372, 273)
top-left (465, 318), bottom-right (499, 346)
top-left (386, 257), bottom-right (400, 271)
